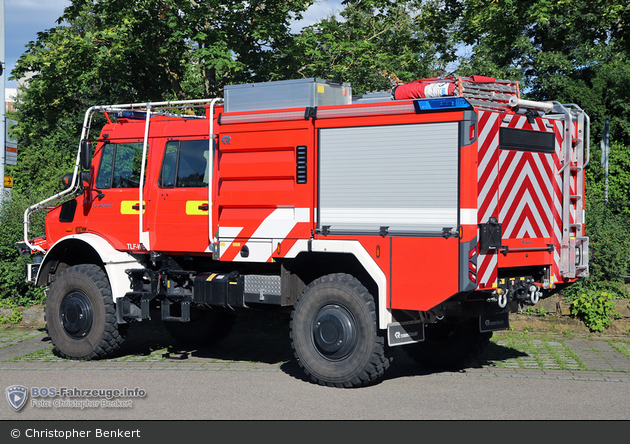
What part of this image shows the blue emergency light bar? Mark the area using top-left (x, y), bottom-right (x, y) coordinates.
top-left (111, 111), bottom-right (147, 120)
top-left (413, 97), bottom-right (472, 112)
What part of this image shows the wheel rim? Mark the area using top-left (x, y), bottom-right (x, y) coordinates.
top-left (59, 291), bottom-right (94, 339)
top-left (312, 304), bottom-right (357, 361)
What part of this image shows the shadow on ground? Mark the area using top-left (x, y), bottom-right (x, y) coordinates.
top-left (110, 308), bottom-right (295, 365)
top-left (382, 341), bottom-right (529, 381)
top-left (91, 309), bottom-right (530, 384)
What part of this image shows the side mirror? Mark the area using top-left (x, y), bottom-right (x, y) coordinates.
top-left (80, 140), bottom-right (92, 170)
top-left (61, 171), bottom-right (91, 189)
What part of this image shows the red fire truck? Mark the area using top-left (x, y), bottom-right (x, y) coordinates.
top-left (19, 76), bottom-right (589, 387)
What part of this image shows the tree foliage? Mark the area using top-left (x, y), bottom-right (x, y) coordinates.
top-left (290, 0), bottom-right (445, 94)
top-left (584, 195), bottom-right (630, 282)
top-left (587, 140), bottom-right (630, 215)
top-left (0, 193), bottom-right (47, 307)
top-left (438, 0), bottom-right (630, 145)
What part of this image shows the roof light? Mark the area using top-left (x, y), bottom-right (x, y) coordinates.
top-left (413, 97), bottom-right (472, 112)
top-left (112, 111), bottom-right (148, 120)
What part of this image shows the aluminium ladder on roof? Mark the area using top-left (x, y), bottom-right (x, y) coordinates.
top-left (454, 76), bottom-right (521, 113)
top-left (360, 76), bottom-right (522, 111)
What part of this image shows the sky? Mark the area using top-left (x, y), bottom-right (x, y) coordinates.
top-left (4, 0), bottom-right (71, 88)
top-left (2, 0), bottom-right (343, 89)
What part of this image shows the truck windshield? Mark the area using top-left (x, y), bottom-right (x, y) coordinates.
top-left (95, 142), bottom-right (145, 189)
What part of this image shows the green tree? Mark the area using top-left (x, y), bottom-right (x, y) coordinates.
top-left (292, 0), bottom-right (444, 94)
top-left (440, 0), bottom-right (630, 144)
top-left (144, 0), bottom-right (314, 96)
top-left (587, 139), bottom-right (630, 215)
top-left (578, 138), bottom-right (630, 290)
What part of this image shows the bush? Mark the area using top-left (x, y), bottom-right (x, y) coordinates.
top-left (570, 290), bottom-right (619, 332)
top-left (0, 191), bottom-right (46, 308)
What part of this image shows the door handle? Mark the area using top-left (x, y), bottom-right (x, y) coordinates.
top-left (198, 204), bottom-right (209, 211)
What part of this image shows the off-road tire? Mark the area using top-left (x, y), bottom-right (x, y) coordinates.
top-left (164, 307), bottom-right (236, 346)
top-left (405, 317), bottom-right (492, 370)
top-left (45, 264), bottom-right (125, 360)
top-left (290, 273), bottom-right (392, 388)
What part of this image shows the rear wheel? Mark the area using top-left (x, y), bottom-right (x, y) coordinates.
top-left (405, 318), bottom-right (491, 369)
top-left (164, 307), bottom-right (236, 346)
top-left (45, 264), bottom-right (125, 360)
top-left (290, 273), bottom-right (392, 388)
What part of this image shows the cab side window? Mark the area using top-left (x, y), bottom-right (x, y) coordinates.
top-left (159, 140), bottom-right (209, 188)
top-left (96, 142), bottom-right (145, 189)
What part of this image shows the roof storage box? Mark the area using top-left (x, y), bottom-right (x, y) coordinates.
top-left (224, 78), bottom-right (352, 113)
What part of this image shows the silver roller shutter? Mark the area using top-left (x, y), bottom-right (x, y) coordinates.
top-left (318, 122), bottom-right (459, 233)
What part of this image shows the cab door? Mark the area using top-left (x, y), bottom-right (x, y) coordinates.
top-left (149, 138), bottom-right (213, 253)
top-left (85, 140), bottom-right (148, 252)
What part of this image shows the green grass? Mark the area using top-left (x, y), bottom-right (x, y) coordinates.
top-left (6, 346), bottom-right (57, 362)
top-left (0, 329), bottom-right (44, 350)
top-left (608, 338), bottom-right (630, 360)
top-left (488, 331), bottom-right (588, 371)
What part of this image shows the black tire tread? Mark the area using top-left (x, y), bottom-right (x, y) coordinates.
top-left (45, 264), bottom-right (124, 360)
top-left (290, 273), bottom-right (392, 388)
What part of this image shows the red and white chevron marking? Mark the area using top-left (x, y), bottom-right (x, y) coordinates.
top-left (477, 111), bottom-right (564, 288)
top-left (477, 111), bottom-right (500, 288)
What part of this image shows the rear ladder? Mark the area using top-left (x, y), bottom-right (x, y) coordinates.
top-left (558, 103), bottom-right (590, 279)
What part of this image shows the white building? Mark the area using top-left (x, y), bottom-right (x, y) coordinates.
top-left (5, 87), bottom-right (16, 112)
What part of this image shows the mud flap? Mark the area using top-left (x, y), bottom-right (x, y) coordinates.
top-left (387, 320), bottom-right (425, 347)
top-left (479, 312), bottom-right (509, 333)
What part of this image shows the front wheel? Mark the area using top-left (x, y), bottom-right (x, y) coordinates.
top-left (290, 273), bottom-right (392, 388)
top-left (45, 264), bottom-right (125, 360)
